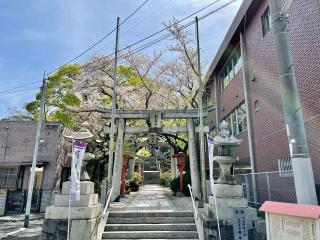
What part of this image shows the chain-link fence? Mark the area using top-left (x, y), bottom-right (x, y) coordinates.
top-left (235, 170), bottom-right (296, 205)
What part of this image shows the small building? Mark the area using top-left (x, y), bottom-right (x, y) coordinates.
top-left (204, 0), bottom-right (320, 203)
top-left (0, 121), bottom-right (73, 214)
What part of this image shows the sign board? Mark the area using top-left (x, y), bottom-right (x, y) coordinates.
top-left (233, 208), bottom-right (248, 240)
top-left (260, 201), bottom-right (320, 240)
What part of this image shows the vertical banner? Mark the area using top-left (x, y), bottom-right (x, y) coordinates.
top-left (207, 135), bottom-right (215, 195)
top-left (71, 140), bottom-right (87, 202)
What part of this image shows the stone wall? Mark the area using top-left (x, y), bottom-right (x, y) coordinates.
top-left (40, 190), bottom-right (60, 212)
top-left (0, 189), bottom-right (7, 216)
top-left (41, 219), bottom-right (68, 240)
top-left (203, 219), bottom-right (267, 240)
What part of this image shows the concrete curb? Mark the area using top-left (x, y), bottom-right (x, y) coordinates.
top-left (0, 214), bottom-right (45, 222)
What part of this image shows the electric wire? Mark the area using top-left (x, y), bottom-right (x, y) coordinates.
top-left (2, 0), bottom-right (237, 93)
top-left (62, 0), bottom-right (236, 76)
top-left (48, 0), bottom-right (150, 74)
top-left (0, 0), bottom-right (150, 94)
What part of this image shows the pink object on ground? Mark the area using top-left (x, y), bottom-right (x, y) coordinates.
top-left (259, 201), bottom-right (320, 219)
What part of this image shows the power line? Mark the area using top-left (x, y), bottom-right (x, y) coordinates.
top-left (65, 0), bottom-right (237, 81)
top-left (62, 0), bottom-right (233, 76)
top-left (48, 0), bottom-right (150, 74)
top-left (93, 0), bottom-right (174, 54)
top-left (0, 82), bottom-right (41, 94)
top-left (2, 0), bottom-right (237, 93)
top-left (0, 87), bottom-right (40, 99)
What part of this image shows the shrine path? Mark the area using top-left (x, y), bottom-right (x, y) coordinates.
top-left (109, 184), bottom-right (193, 212)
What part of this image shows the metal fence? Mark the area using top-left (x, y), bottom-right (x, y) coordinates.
top-left (5, 188), bottom-right (48, 215)
top-left (235, 170), bottom-right (296, 205)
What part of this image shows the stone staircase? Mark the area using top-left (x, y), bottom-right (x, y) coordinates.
top-left (102, 211), bottom-right (198, 239)
top-left (143, 158), bottom-right (160, 184)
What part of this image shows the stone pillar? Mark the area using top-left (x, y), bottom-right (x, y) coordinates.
top-left (187, 118), bottom-right (201, 199)
top-left (170, 148), bottom-right (177, 179)
top-left (128, 158), bottom-right (135, 179)
top-left (100, 179), bottom-right (107, 206)
top-left (111, 118), bottom-right (125, 201)
top-left (41, 181), bottom-right (102, 240)
top-left (0, 189), bottom-right (7, 216)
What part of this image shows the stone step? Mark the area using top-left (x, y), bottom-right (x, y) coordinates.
top-left (144, 167), bottom-right (158, 171)
top-left (102, 230), bottom-right (198, 239)
top-left (107, 217), bottom-right (195, 224)
top-left (105, 223), bottom-right (196, 232)
top-left (109, 211), bottom-right (193, 218)
top-left (143, 171), bottom-right (160, 184)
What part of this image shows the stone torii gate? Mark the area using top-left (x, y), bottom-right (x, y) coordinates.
top-left (100, 108), bottom-right (212, 201)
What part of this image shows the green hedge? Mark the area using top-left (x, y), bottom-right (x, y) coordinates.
top-left (125, 172), bottom-right (142, 192)
top-left (160, 171), bottom-right (172, 187)
top-left (170, 172), bottom-right (191, 196)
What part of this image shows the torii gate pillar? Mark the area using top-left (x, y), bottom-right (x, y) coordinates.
top-left (187, 118), bottom-right (201, 199)
top-left (111, 118), bottom-right (125, 201)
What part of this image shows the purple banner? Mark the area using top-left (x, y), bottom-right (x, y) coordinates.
top-left (70, 140), bottom-right (87, 202)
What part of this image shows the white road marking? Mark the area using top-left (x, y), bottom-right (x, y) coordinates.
top-left (5, 227), bottom-right (25, 237)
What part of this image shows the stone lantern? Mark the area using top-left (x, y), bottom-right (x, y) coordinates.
top-left (41, 122), bottom-right (102, 240)
top-left (174, 152), bottom-right (187, 193)
top-left (64, 122), bottom-right (94, 181)
top-left (205, 120), bottom-right (258, 223)
top-left (213, 120), bottom-right (242, 185)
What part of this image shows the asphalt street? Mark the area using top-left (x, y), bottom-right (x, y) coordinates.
top-left (0, 214), bottom-right (44, 240)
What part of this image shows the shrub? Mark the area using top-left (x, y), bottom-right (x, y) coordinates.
top-left (160, 171), bottom-right (172, 187)
top-left (170, 172), bottom-right (191, 196)
top-left (126, 172), bottom-right (142, 192)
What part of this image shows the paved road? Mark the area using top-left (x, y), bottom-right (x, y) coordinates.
top-left (0, 214), bottom-right (44, 240)
top-left (109, 184), bottom-right (193, 212)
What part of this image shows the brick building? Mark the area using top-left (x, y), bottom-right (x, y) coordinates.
top-left (0, 121), bottom-right (73, 213)
top-left (204, 0), bottom-right (320, 203)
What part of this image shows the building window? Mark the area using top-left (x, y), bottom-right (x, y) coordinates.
top-left (219, 47), bottom-right (242, 92)
top-left (222, 102), bottom-right (247, 136)
top-left (16, 166), bottom-right (25, 190)
top-left (0, 167), bottom-right (18, 189)
top-left (261, 6), bottom-right (272, 36)
top-left (204, 94), bottom-right (213, 107)
top-left (278, 156), bottom-right (293, 177)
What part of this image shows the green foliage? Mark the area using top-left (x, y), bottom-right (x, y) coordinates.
top-left (160, 171), bottom-right (172, 187)
top-left (136, 148), bottom-right (151, 158)
top-left (126, 172), bottom-right (142, 192)
top-left (170, 172), bottom-right (191, 196)
top-left (103, 96), bottom-right (112, 105)
top-left (25, 101), bottom-right (38, 114)
top-left (63, 92), bottom-right (80, 106)
top-left (118, 65), bottom-right (142, 86)
top-left (123, 140), bottom-right (133, 155)
top-left (25, 63), bottom-right (81, 128)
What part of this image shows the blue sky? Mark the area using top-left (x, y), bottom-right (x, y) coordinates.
top-left (0, 0), bottom-right (242, 118)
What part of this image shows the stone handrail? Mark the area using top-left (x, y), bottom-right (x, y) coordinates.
top-left (187, 184), bottom-right (204, 240)
top-left (97, 186), bottom-right (113, 240)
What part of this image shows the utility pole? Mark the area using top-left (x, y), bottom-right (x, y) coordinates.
top-left (268, 0), bottom-right (317, 204)
top-left (107, 17), bottom-right (120, 185)
top-left (195, 16), bottom-right (207, 205)
top-left (24, 72), bottom-right (46, 227)
top-left (240, 33), bottom-right (258, 203)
